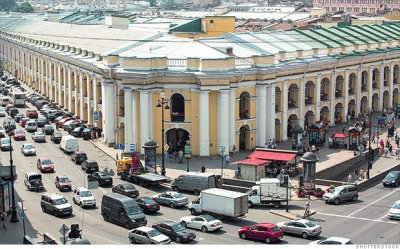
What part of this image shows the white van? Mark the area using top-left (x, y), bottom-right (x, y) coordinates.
top-left (60, 135), bottom-right (79, 153)
top-left (25, 120), bottom-right (37, 132)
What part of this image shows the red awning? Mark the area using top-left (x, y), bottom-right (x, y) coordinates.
top-left (332, 133), bottom-right (348, 139)
top-left (248, 150), bottom-right (297, 162)
top-left (235, 158), bottom-right (270, 166)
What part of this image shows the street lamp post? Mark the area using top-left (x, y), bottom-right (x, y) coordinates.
top-left (220, 146), bottom-right (225, 177)
top-left (156, 92), bottom-right (169, 176)
top-left (367, 109), bottom-right (372, 179)
top-left (6, 122), bottom-right (18, 223)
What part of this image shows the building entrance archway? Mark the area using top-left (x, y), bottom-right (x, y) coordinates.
top-left (166, 128), bottom-right (190, 152)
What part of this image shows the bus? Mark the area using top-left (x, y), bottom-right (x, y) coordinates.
top-left (10, 88), bottom-right (26, 107)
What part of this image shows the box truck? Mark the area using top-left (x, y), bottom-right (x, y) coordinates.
top-left (247, 178), bottom-right (291, 208)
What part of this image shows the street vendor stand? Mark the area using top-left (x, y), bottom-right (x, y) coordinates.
top-left (328, 133), bottom-right (348, 149)
top-left (348, 126), bottom-right (364, 151)
top-left (308, 123), bottom-right (326, 146)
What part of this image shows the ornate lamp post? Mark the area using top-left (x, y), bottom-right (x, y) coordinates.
top-left (5, 120), bottom-right (18, 223)
top-left (156, 92), bottom-right (169, 176)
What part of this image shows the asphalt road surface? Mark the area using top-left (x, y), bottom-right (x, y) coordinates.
top-left (1, 101), bottom-right (399, 245)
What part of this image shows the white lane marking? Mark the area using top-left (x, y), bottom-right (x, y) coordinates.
top-left (83, 231), bottom-right (121, 244)
top-left (19, 169), bottom-right (25, 172)
top-left (377, 213), bottom-right (389, 221)
top-left (318, 212), bottom-right (399, 224)
top-left (348, 187), bottom-right (400, 217)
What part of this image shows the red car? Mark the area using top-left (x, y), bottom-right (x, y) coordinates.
top-left (26, 109), bottom-right (38, 119)
top-left (55, 175), bottom-right (72, 192)
top-left (14, 130), bottom-right (26, 140)
top-left (37, 158), bottom-right (55, 173)
top-left (20, 117), bottom-right (30, 127)
top-left (238, 223), bottom-right (283, 244)
top-left (57, 117), bottom-right (71, 127)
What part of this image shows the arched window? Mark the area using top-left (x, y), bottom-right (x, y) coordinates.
top-left (239, 92), bottom-right (250, 119)
top-left (171, 93), bottom-right (185, 122)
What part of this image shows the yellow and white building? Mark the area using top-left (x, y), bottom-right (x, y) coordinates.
top-left (1, 16), bottom-right (400, 156)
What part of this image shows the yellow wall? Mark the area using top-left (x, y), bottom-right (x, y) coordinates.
top-left (174, 16), bottom-right (235, 39)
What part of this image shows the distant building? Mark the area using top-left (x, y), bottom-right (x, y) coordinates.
top-left (313, 0), bottom-right (400, 15)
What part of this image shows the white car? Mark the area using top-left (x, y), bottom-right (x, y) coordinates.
top-left (179, 215), bottom-right (223, 232)
top-left (0, 107), bottom-right (6, 117)
top-left (72, 187), bottom-right (96, 208)
top-left (388, 200), bottom-right (400, 220)
top-left (21, 143), bottom-right (36, 156)
top-left (128, 226), bottom-right (171, 244)
top-left (0, 126), bottom-right (5, 138)
top-left (32, 131), bottom-right (46, 142)
top-left (309, 237), bottom-right (353, 245)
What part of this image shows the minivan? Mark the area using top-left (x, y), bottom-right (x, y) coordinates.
top-left (171, 172), bottom-right (222, 195)
top-left (101, 193), bottom-right (147, 229)
top-left (60, 135), bottom-right (79, 153)
top-left (25, 120), bottom-right (37, 132)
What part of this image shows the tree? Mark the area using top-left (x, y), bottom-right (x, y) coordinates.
top-left (148, 0), bottom-right (157, 7)
top-left (160, 0), bottom-right (182, 10)
top-left (0, 0), bottom-right (16, 11)
top-left (12, 2), bottom-right (34, 13)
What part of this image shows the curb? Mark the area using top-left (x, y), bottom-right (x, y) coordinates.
top-left (269, 209), bottom-right (316, 220)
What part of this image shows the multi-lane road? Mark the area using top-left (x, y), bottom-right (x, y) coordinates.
top-left (1, 92), bottom-right (399, 245)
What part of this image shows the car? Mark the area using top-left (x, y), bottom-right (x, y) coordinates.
top-left (36, 117), bottom-right (48, 128)
top-left (54, 115), bottom-right (66, 123)
top-left (309, 237), bottom-right (353, 245)
top-left (26, 109), bottom-right (38, 119)
top-left (55, 175), bottom-right (72, 192)
top-left (63, 119), bottom-right (79, 130)
top-left (25, 120), bottom-right (37, 132)
top-left (0, 126), bottom-right (5, 138)
top-left (65, 121), bottom-right (84, 133)
top-left (0, 107), bottom-right (6, 117)
top-left (14, 114), bottom-right (25, 123)
top-left (9, 108), bottom-right (19, 118)
top-left (42, 124), bottom-right (54, 135)
top-left (152, 221), bottom-right (196, 243)
top-left (0, 137), bottom-right (11, 151)
top-left (24, 172), bottom-right (44, 192)
top-left (19, 117), bottom-right (30, 127)
top-left (137, 197), bottom-right (160, 214)
top-left (3, 116), bottom-right (16, 130)
top-left (71, 127), bottom-right (85, 137)
top-left (71, 151), bottom-right (88, 164)
top-left (47, 111), bottom-right (64, 122)
top-left (32, 131), bottom-right (46, 142)
top-left (322, 185), bottom-right (358, 205)
top-left (37, 158), bottom-right (55, 173)
top-left (238, 223), bottom-right (284, 244)
top-left (41, 193), bottom-right (73, 217)
top-left (112, 183), bottom-right (139, 198)
top-left (13, 129), bottom-right (26, 140)
top-left (51, 132), bottom-right (63, 144)
top-left (383, 171), bottom-right (400, 187)
top-left (128, 227), bottom-right (171, 244)
top-left (180, 215), bottom-right (223, 233)
top-left (90, 172), bottom-right (113, 187)
top-left (276, 219), bottom-right (322, 238)
top-left (81, 160), bottom-right (99, 173)
top-left (73, 187), bottom-right (96, 208)
top-left (388, 200), bottom-right (400, 220)
top-left (152, 191), bottom-right (189, 208)
top-left (57, 117), bottom-right (71, 127)
top-left (21, 143), bottom-right (36, 156)
top-left (81, 128), bottom-right (92, 140)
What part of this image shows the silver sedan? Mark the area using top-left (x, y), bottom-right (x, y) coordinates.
top-left (32, 131), bottom-right (46, 142)
top-left (276, 219), bottom-right (322, 239)
top-left (152, 191), bottom-right (188, 208)
top-left (21, 143), bottom-right (36, 156)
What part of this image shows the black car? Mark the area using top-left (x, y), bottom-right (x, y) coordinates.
top-left (90, 172), bottom-right (113, 187)
top-left (47, 111), bottom-right (64, 122)
top-left (14, 114), bottom-right (25, 123)
top-left (51, 132), bottom-right (63, 144)
top-left (71, 127), bottom-right (85, 137)
top-left (71, 151), bottom-right (88, 164)
top-left (152, 221), bottom-right (196, 243)
top-left (136, 197), bottom-right (160, 214)
top-left (81, 128), bottom-right (92, 140)
top-left (383, 171), bottom-right (400, 187)
top-left (66, 122), bottom-right (86, 133)
top-left (42, 124), bottom-right (54, 135)
top-left (81, 160), bottom-right (99, 173)
top-left (112, 183), bottom-right (139, 198)
top-left (36, 117), bottom-right (48, 128)
top-left (9, 108), bottom-right (19, 118)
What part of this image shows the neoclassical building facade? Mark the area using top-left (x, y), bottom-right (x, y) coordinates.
top-left (1, 17), bottom-right (400, 156)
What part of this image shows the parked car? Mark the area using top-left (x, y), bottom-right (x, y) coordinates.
top-left (51, 132), bottom-right (63, 144)
top-left (42, 124), bottom-right (54, 135)
top-left (238, 223), bottom-right (284, 244)
top-left (63, 119), bottom-right (79, 130)
top-left (0, 137), bottom-right (11, 151)
top-left (41, 193), bottom-right (73, 217)
top-left (55, 175), bottom-right (72, 192)
top-left (9, 108), bottom-right (19, 118)
top-left (57, 117), bottom-right (71, 127)
top-left (24, 172), bottom-right (44, 192)
top-left (32, 131), bottom-right (46, 142)
top-left (136, 197), bottom-right (160, 214)
top-left (65, 121), bottom-right (85, 133)
top-left (3, 117), bottom-right (16, 130)
top-left (383, 171), bottom-right (400, 187)
top-left (19, 117), bottom-right (30, 127)
top-left (309, 237), bottom-right (353, 245)
top-left (128, 227), bottom-right (171, 244)
top-left (0, 126), bottom-right (5, 138)
top-left (152, 191), bottom-right (188, 208)
top-left (14, 114), bottom-right (25, 123)
top-left (71, 127), bottom-right (85, 137)
top-left (25, 120), bottom-right (37, 132)
top-left (81, 160), bottom-right (99, 173)
top-left (0, 107), bottom-right (5, 117)
top-left (90, 172), bottom-right (113, 187)
top-left (71, 151), bottom-right (87, 164)
top-left (60, 135), bottom-right (79, 153)
top-left (36, 117), bottom-right (48, 128)
top-left (37, 158), bottom-right (55, 173)
top-left (322, 185), bottom-right (358, 205)
top-left (13, 129), bottom-right (26, 140)
top-left (26, 109), bottom-right (38, 119)
top-left (180, 215), bottom-right (223, 233)
top-left (388, 200), bottom-right (400, 220)
top-left (73, 187), bottom-right (96, 208)
top-left (276, 219), bottom-right (322, 239)
top-left (21, 143), bottom-right (36, 156)
top-left (152, 221), bottom-right (196, 243)
top-left (112, 183), bottom-right (139, 198)
top-left (81, 128), bottom-right (92, 140)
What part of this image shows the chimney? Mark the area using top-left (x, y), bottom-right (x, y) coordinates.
top-left (226, 47), bottom-right (233, 55)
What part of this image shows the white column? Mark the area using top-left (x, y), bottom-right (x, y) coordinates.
top-left (356, 67), bottom-right (362, 117)
top-left (229, 90), bottom-right (236, 152)
top-left (93, 77), bottom-right (97, 113)
top-left (101, 81), bottom-right (106, 137)
top-left (40, 58), bottom-right (44, 93)
top-left (266, 83), bottom-right (275, 141)
top-left (57, 64), bottom-right (62, 105)
top-left (199, 91), bottom-right (210, 156)
top-left (79, 73), bottom-right (84, 120)
top-left (330, 70), bottom-right (336, 124)
top-left (148, 92), bottom-right (153, 140)
top-left (282, 80), bottom-right (288, 141)
top-left (299, 78), bottom-right (305, 129)
top-left (389, 63), bottom-right (394, 107)
top-left (380, 63), bottom-right (384, 110)
top-left (368, 65), bottom-right (373, 110)
top-left (124, 88), bottom-right (133, 149)
top-left (48, 61), bottom-right (52, 100)
top-left (344, 70), bottom-right (349, 121)
top-left (106, 82), bottom-right (116, 144)
top-left (132, 91), bottom-right (138, 148)
top-left (74, 72), bottom-right (79, 116)
top-left (86, 76), bottom-right (91, 123)
top-left (67, 68), bottom-right (72, 111)
top-left (140, 90), bottom-right (150, 154)
top-left (315, 74), bottom-right (321, 109)
top-left (63, 66), bottom-right (67, 108)
top-left (256, 85), bottom-right (267, 147)
top-left (218, 90), bottom-right (230, 152)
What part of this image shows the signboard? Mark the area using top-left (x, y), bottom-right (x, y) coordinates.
top-left (117, 143), bottom-right (123, 150)
top-left (164, 144), bottom-right (169, 152)
top-left (93, 111), bottom-right (99, 122)
top-left (130, 144), bottom-right (136, 152)
top-left (184, 145), bottom-right (192, 159)
top-left (59, 224), bottom-right (69, 235)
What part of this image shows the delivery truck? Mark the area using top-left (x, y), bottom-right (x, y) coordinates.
top-left (188, 188), bottom-right (248, 219)
top-left (247, 178), bottom-right (291, 208)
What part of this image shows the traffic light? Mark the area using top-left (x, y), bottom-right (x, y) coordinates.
top-left (69, 224), bottom-right (81, 239)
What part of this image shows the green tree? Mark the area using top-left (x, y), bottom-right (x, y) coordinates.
top-left (148, 0), bottom-right (157, 7)
top-left (160, 0), bottom-right (182, 10)
top-left (15, 2), bottom-right (34, 13)
top-left (0, 0), bottom-right (16, 11)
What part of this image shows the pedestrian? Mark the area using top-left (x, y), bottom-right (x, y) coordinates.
top-left (342, 125), bottom-right (346, 134)
top-left (347, 173), bottom-right (352, 183)
top-left (380, 139), bottom-right (384, 148)
top-left (164, 144), bottom-right (169, 159)
top-left (316, 146), bottom-right (320, 157)
top-left (396, 146), bottom-right (400, 160)
top-left (225, 154), bottom-right (230, 168)
top-left (201, 165), bottom-right (206, 173)
top-left (173, 151), bottom-right (178, 163)
top-left (303, 199), bottom-right (311, 219)
top-left (354, 168), bottom-right (359, 180)
top-left (389, 144), bottom-right (394, 156)
top-left (372, 133), bottom-right (376, 143)
top-left (56, 122), bottom-right (59, 130)
top-left (232, 145), bottom-right (236, 154)
top-left (1, 211), bottom-right (7, 229)
top-left (359, 168), bottom-right (365, 180)
top-left (178, 150), bottom-right (183, 164)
